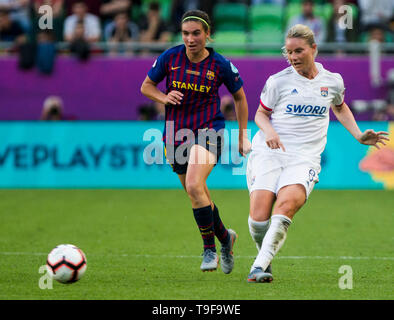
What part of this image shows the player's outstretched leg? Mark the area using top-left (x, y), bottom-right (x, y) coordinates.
top-left (248, 214), bottom-right (292, 283)
top-left (248, 190), bottom-right (276, 282)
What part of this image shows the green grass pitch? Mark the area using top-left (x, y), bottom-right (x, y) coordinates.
top-left (0, 189), bottom-right (392, 300)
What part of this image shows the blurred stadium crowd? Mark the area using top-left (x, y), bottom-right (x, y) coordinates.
top-left (0, 0), bottom-right (393, 58)
top-left (0, 0), bottom-right (393, 122)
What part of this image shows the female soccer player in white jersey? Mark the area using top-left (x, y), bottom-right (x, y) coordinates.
top-left (246, 24), bottom-right (389, 283)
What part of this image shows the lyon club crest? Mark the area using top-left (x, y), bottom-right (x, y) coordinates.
top-left (320, 87), bottom-right (328, 97)
top-left (206, 70), bottom-right (215, 80)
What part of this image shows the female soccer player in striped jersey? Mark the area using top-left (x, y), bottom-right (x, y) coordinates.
top-left (246, 24), bottom-right (389, 283)
top-left (141, 10), bottom-right (251, 273)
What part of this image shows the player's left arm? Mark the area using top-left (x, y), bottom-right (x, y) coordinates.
top-left (232, 87), bottom-right (251, 156)
top-left (331, 102), bottom-right (389, 149)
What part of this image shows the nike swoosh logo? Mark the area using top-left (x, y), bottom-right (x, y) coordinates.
top-left (207, 141), bottom-right (216, 146)
top-left (171, 66), bottom-right (181, 70)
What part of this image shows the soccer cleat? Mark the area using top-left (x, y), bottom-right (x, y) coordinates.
top-left (247, 265), bottom-right (273, 283)
top-left (220, 229), bottom-right (237, 274)
top-left (200, 249), bottom-right (219, 272)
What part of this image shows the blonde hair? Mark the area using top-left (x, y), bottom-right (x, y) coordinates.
top-left (282, 24), bottom-right (318, 62)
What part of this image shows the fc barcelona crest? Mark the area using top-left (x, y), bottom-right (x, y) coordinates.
top-left (206, 70), bottom-right (215, 81)
top-left (320, 87), bottom-right (328, 97)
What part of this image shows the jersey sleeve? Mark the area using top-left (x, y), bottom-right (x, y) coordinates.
top-left (259, 76), bottom-right (278, 112)
top-left (332, 74), bottom-right (345, 106)
top-left (222, 60), bottom-right (243, 94)
top-left (147, 51), bottom-right (168, 84)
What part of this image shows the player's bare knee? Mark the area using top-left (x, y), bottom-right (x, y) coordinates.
top-left (250, 210), bottom-right (271, 222)
top-left (249, 190), bottom-right (275, 221)
top-left (274, 198), bottom-right (302, 217)
top-left (185, 179), bottom-right (205, 201)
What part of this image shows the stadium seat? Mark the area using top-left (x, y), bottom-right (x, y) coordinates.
top-left (250, 4), bottom-right (284, 31)
top-left (213, 3), bottom-right (248, 32)
top-left (251, 17), bottom-right (283, 33)
top-left (249, 28), bottom-right (284, 56)
top-left (212, 31), bottom-right (248, 56)
top-left (287, 0), bottom-right (326, 3)
top-left (250, 4), bottom-right (283, 21)
top-left (214, 21), bottom-right (247, 32)
top-left (171, 32), bottom-right (183, 44)
top-left (314, 4), bottom-right (333, 24)
top-left (284, 3), bottom-right (301, 27)
top-left (285, 2), bottom-right (334, 27)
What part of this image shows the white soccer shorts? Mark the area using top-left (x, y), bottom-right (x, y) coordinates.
top-left (246, 150), bottom-right (321, 199)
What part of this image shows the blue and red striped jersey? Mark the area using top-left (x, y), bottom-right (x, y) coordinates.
top-left (147, 44), bottom-right (243, 145)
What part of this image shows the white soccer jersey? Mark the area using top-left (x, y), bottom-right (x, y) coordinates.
top-left (252, 62), bottom-right (345, 163)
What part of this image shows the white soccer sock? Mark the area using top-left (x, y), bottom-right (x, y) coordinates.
top-left (248, 216), bottom-right (270, 252)
top-left (252, 214), bottom-right (292, 272)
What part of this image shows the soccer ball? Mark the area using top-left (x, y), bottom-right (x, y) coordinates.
top-left (46, 244), bottom-right (87, 284)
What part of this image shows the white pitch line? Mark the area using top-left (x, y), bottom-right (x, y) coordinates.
top-left (0, 252), bottom-right (393, 261)
top-left (0, 252), bottom-right (47, 256)
top-left (128, 254), bottom-right (394, 261)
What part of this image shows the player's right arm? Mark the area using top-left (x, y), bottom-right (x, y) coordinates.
top-left (140, 76), bottom-right (183, 105)
top-left (256, 77), bottom-right (285, 152)
top-left (255, 105), bottom-right (285, 152)
top-left (141, 51), bottom-right (183, 105)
